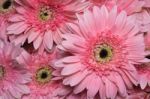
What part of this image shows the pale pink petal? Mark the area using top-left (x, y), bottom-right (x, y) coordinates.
top-left (103, 77), bottom-right (117, 99)
top-left (44, 31), bottom-right (53, 50)
top-left (28, 30), bottom-right (40, 43)
top-left (87, 74), bottom-right (101, 98)
top-left (61, 63), bottom-right (83, 75)
top-left (33, 35), bottom-right (43, 50)
top-left (7, 22), bottom-right (26, 31)
top-left (9, 15), bottom-right (25, 22)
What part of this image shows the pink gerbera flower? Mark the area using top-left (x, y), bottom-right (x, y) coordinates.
top-left (0, 0), bottom-right (15, 23)
top-left (136, 22), bottom-right (150, 90)
top-left (54, 85), bottom-right (88, 99)
top-left (136, 62), bottom-right (150, 90)
top-left (0, 41), bottom-right (31, 99)
top-left (116, 86), bottom-right (150, 99)
top-left (7, 0), bottom-right (89, 52)
top-left (55, 6), bottom-right (149, 99)
top-left (0, 0), bottom-right (23, 41)
top-left (19, 51), bottom-right (70, 99)
top-left (0, 0), bottom-right (16, 40)
top-left (88, 0), bottom-right (145, 15)
top-left (132, 9), bottom-right (150, 33)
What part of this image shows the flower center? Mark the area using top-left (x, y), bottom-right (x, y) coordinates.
top-left (35, 67), bottom-right (52, 84)
top-left (0, 0), bottom-right (13, 13)
top-left (99, 49), bottom-right (108, 58)
top-left (94, 44), bottom-right (113, 63)
top-left (146, 55), bottom-right (150, 59)
top-left (39, 6), bottom-right (54, 21)
top-left (0, 65), bottom-right (5, 79)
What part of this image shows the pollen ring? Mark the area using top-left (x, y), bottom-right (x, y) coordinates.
top-left (94, 44), bottom-right (113, 63)
top-left (35, 67), bottom-right (52, 84)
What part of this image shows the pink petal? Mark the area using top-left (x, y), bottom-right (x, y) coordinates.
top-left (74, 74), bottom-right (91, 94)
top-left (93, 6), bottom-right (101, 32)
top-left (13, 34), bottom-right (27, 45)
top-left (76, 14), bottom-right (89, 38)
top-left (9, 86), bottom-right (22, 98)
top-left (44, 31), bottom-right (53, 50)
top-left (7, 22), bottom-right (26, 31)
top-left (61, 56), bottom-right (80, 63)
top-left (103, 77), bottom-right (117, 99)
top-left (53, 29), bottom-right (62, 44)
top-left (114, 11), bottom-right (127, 35)
top-left (15, 84), bottom-right (30, 94)
top-left (100, 5), bottom-right (108, 31)
top-left (16, 7), bottom-right (26, 14)
top-left (116, 69), bottom-right (133, 89)
top-left (33, 35), bottom-right (43, 50)
top-left (61, 63), bottom-right (83, 75)
top-left (123, 70), bottom-right (138, 86)
top-left (28, 30), bottom-right (40, 43)
top-left (7, 24), bottom-right (28, 35)
top-left (87, 74), bottom-right (101, 98)
top-left (69, 69), bottom-right (89, 86)
top-left (83, 10), bottom-right (96, 37)
top-left (113, 72), bottom-right (127, 97)
top-left (139, 75), bottom-right (148, 89)
top-left (108, 6), bottom-right (117, 29)
top-left (99, 77), bottom-right (107, 99)
top-left (9, 14), bottom-right (25, 22)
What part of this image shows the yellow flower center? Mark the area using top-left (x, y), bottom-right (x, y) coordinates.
top-left (0, 0), bottom-right (13, 13)
top-left (94, 44), bottom-right (113, 63)
top-left (35, 67), bottom-right (52, 84)
top-left (39, 6), bottom-right (54, 21)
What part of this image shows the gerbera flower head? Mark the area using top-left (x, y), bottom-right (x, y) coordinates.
top-left (20, 51), bottom-right (70, 99)
top-left (7, 0), bottom-right (89, 52)
top-left (53, 85), bottom-right (86, 99)
top-left (0, 0), bottom-right (16, 40)
top-left (0, 0), bottom-right (14, 14)
top-left (0, 41), bottom-right (31, 99)
top-left (116, 86), bottom-right (150, 99)
top-left (88, 0), bottom-right (145, 15)
top-left (55, 6), bottom-right (149, 99)
top-left (136, 63), bottom-right (150, 89)
top-left (131, 9), bottom-right (150, 33)
top-left (0, 0), bottom-right (23, 41)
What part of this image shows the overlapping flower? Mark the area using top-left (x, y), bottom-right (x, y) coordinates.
top-left (0, 41), bottom-right (31, 99)
top-left (55, 5), bottom-right (149, 99)
top-left (7, 0), bottom-right (89, 52)
top-left (0, 0), bottom-right (150, 99)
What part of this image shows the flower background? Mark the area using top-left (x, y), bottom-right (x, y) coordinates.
top-left (0, 0), bottom-right (150, 99)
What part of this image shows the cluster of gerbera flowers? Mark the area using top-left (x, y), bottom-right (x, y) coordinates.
top-left (1, 0), bottom-right (150, 99)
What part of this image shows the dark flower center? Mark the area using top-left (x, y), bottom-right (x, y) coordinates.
top-left (43, 12), bottom-right (48, 16)
top-left (0, 0), bottom-right (13, 13)
top-left (41, 72), bottom-right (48, 79)
top-left (36, 67), bottom-right (52, 84)
top-left (2, 0), bottom-right (12, 9)
top-left (99, 49), bottom-right (108, 59)
top-left (146, 55), bottom-right (150, 59)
